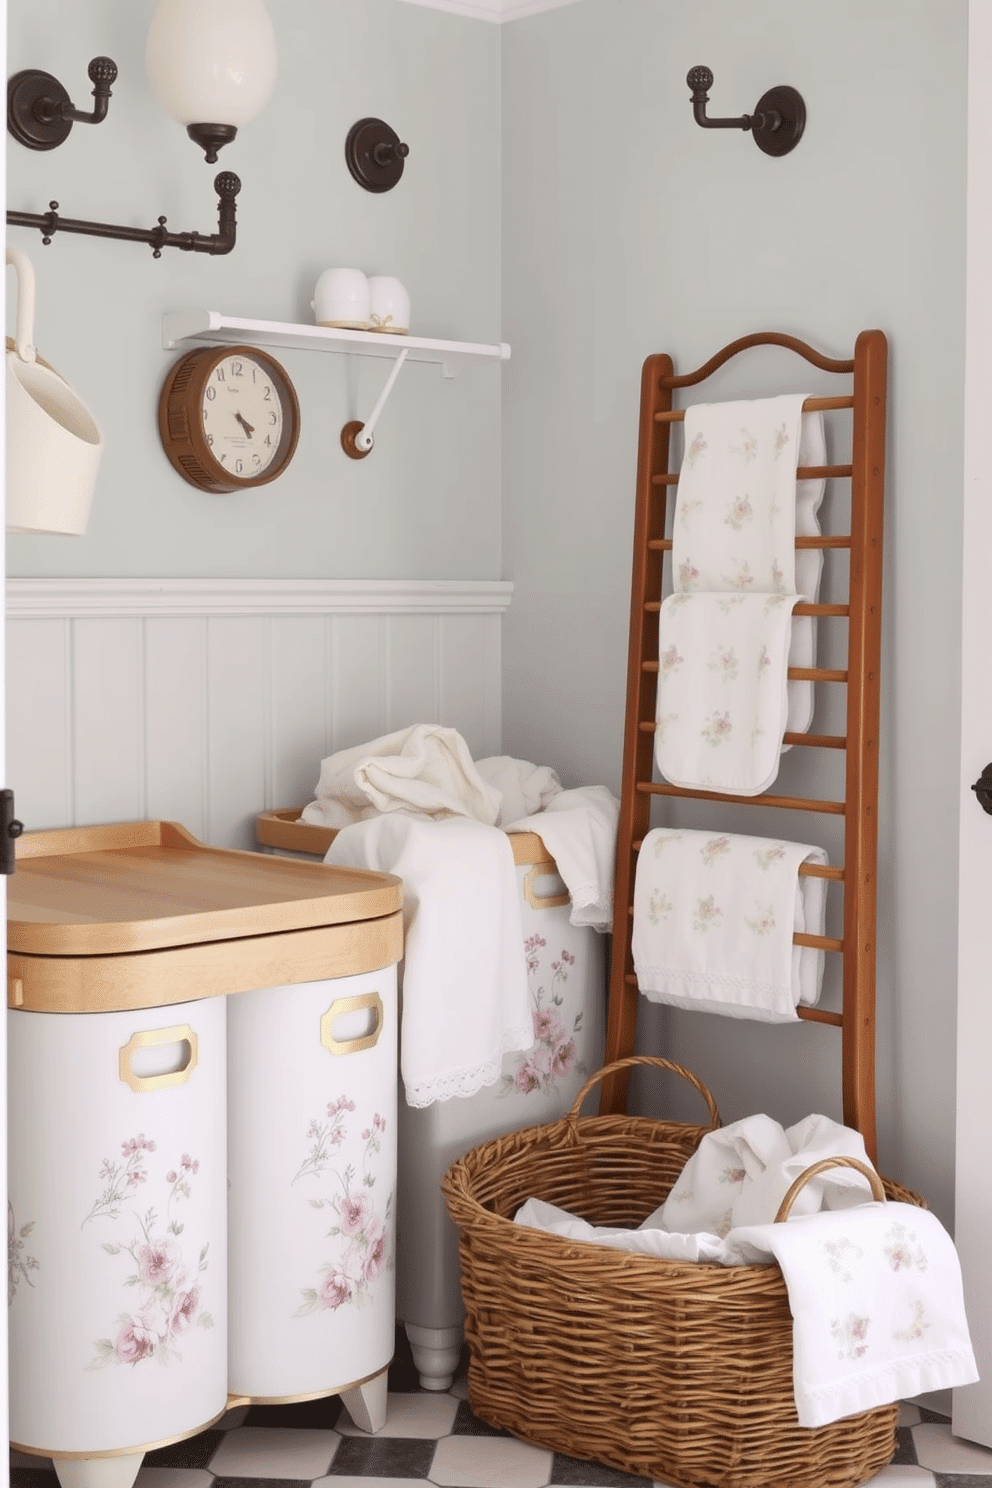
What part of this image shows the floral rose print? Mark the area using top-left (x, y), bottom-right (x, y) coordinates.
top-left (720, 1166), bottom-right (746, 1187)
top-left (86, 1141), bottom-right (212, 1370)
top-left (754, 843), bottom-right (787, 871)
top-left (757, 643), bottom-right (771, 674)
top-left (882, 1220), bottom-right (928, 1273)
top-left (893, 1299), bottom-right (929, 1343)
top-left (684, 432), bottom-right (708, 469)
top-left (707, 645), bottom-right (738, 682)
top-left (294, 1106), bottom-right (392, 1317)
top-left (652, 831), bottom-right (685, 855)
top-left (693, 895), bottom-right (723, 933)
top-left (731, 429), bottom-right (758, 464)
top-left (677, 558), bottom-right (701, 591)
top-left (724, 493), bottom-right (754, 531)
top-left (700, 835), bottom-right (732, 866)
top-left (773, 422), bottom-right (790, 459)
top-left (655, 712), bottom-right (680, 741)
top-left (716, 594), bottom-right (746, 614)
top-left (660, 644), bottom-right (685, 678)
top-left (8, 1201), bottom-right (39, 1306)
top-left (701, 711), bottom-right (733, 747)
top-left (647, 890), bottom-right (674, 926)
top-left (745, 901), bottom-right (776, 936)
top-left (723, 560), bottom-right (755, 591)
top-left (831, 1312), bottom-right (870, 1360)
top-left (771, 559), bottom-right (787, 594)
top-left (678, 496), bottom-right (704, 528)
top-left (501, 940), bottom-right (586, 1099)
top-left (822, 1236), bottom-right (864, 1283)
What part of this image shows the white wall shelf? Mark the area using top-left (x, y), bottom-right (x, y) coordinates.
top-left (162, 311), bottom-right (511, 457)
top-left (162, 310), bottom-right (511, 380)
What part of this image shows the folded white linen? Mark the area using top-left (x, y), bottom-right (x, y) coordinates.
top-left (323, 812), bottom-right (533, 1108)
top-left (673, 393), bottom-right (808, 596)
top-left (475, 755), bottom-right (563, 825)
top-left (652, 1114), bottom-right (874, 1238)
top-left (654, 592), bottom-right (801, 795)
top-left (301, 724), bottom-right (502, 830)
top-left (502, 785), bottom-right (620, 933)
top-left (727, 1203), bottom-right (978, 1427)
top-left (632, 827), bottom-right (827, 1022)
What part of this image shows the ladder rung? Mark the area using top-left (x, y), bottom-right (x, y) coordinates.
top-left (637, 780), bottom-right (846, 815)
top-left (651, 463), bottom-right (853, 488)
top-left (644, 600), bottom-right (849, 618)
top-left (637, 719), bottom-right (846, 750)
top-left (655, 395), bottom-right (854, 423)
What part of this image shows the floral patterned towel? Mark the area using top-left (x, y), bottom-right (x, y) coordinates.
top-left (501, 784), bottom-right (620, 933)
top-left (725, 1202), bottom-right (979, 1427)
top-left (673, 393), bottom-right (808, 596)
top-left (631, 827), bottom-right (827, 1021)
top-left (655, 592), bottom-right (801, 794)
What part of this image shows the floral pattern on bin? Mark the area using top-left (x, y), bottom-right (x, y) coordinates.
top-left (85, 1138), bottom-right (213, 1369)
top-left (500, 935), bottom-right (587, 1098)
top-left (293, 1098), bottom-right (392, 1317)
top-left (8, 1201), bottom-right (39, 1306)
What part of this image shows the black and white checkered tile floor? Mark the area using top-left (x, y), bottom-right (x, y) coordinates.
top-left (10, 1331), bottom-right (992, 1488)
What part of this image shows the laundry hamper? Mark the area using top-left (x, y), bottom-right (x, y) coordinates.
top-left (441, 1055), bottom-right (926, 1488)
top-left (256, 806), bottom-right (606, 1389)
top-left (7, 820), bottom-right (403, 1487)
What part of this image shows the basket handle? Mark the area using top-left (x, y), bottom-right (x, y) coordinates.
top-left (774, 1156), bottom-right (885, 1223)
top-left (565, 1055), bottom-right (720, 1139)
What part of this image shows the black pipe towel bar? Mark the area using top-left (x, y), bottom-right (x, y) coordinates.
top-left (6, 172), bottom-right (241, 258)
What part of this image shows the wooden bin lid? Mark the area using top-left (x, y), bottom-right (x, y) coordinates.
top-left (8, 820), bottom-right (403, 958)
top-left (255, 807), bottom-right (556, 871)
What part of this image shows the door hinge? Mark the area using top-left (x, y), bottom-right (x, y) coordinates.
top-left (0, 790), bottom-right (24, 874)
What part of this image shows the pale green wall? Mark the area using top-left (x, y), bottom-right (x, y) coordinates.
top-left (5, 0), bottom-right (502, 578)
top-left (501, 0), bottom-right (967, 1226)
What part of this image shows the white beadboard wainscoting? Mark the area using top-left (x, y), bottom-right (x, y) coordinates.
top-left (7, 578), bottom-right (511, 850)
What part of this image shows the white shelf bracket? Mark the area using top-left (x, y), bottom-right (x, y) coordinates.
top-left (341, 347), bottom-right (410, 460)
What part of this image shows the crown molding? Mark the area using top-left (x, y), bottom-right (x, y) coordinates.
top-left (395, 0), bottom-right (582, 21)
top-left (5, 577), bottom-right (514, 619)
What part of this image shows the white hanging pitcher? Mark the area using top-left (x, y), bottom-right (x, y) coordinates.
top-left (5, 246), bottom-right (104, 535)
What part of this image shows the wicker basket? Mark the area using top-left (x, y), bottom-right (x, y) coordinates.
top-left (441, 1056), bottom-right (927, 1488)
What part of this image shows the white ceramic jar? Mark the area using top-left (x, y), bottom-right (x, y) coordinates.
top-left (312, 268), bottom-right (371, 329)
top-left (367, 277), bottom-right (410, 335)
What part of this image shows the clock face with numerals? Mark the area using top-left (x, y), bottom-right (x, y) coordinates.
top-left (158, 345), bottom-right (301, 493)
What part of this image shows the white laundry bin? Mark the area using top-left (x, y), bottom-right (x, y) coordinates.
top-left (7, 820), bottom-right (403, 1488)
top-left (256, 808), bottom-right (606, 1390)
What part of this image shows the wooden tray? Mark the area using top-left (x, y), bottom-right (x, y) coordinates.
top-left (9, 820), bottom-right (402, 956)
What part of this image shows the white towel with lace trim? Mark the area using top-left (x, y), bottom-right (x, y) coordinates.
top-left (726, 1203), bottom-right (978, 1427)
top-left (654, 593), bottom-right (802, 795)
top-left (323, 812), bottom-right (533, 1107)
top-left (632, 827), bottom-right (827, 1021)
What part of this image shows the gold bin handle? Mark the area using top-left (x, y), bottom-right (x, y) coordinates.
top-left (523, 860), bottom-right (570, 911)
top-left (119, 1025), bottom-right (198, 1093)
top-left (321, 991), bottom-right (384, 1056)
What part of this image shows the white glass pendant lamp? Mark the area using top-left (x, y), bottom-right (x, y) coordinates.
top-left (146, 0), bottom-right (277, 163)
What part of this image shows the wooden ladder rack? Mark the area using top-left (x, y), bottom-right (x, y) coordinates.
top-left (599, 330), bottom-right (888, 1161)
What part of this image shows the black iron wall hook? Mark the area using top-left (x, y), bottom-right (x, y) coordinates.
top-left (8, 56), bottom-right (117, 151)
top-left (687, 65), bottom-right (806, 157)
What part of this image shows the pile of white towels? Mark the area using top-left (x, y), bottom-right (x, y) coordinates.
top-left (300, 723), bottom-right (619, 1109)
top-left (634, 394), bottom-right (833, 1023)
top-left (515, 1112), bottom-right (979, 1428)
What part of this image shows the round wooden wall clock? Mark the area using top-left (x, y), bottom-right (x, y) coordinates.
top-left (158, 345), bottom-right (301, 493)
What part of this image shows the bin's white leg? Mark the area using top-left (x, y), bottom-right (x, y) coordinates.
top-left (54, 1453), bottom-right (145, 1488)
top-left (340, 1367), bottom-right (388, 1434)
top-left (405, 1322), bottom-right (463, 1392)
